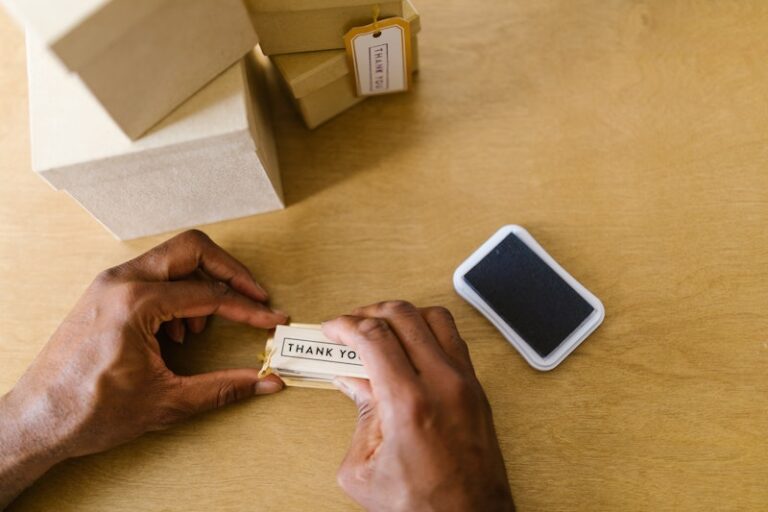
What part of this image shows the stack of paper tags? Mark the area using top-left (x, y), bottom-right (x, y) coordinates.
top-left (260, 324), bottom-right (369, 389)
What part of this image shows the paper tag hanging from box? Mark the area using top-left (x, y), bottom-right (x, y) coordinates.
top-left (344, 8), bottom-right (413, 97)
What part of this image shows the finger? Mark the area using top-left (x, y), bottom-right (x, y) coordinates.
top-left (126, 230), bottom-right (269, 302)
top-left (164, 318), bottom-right (186, 343)
top-left (352, 301), bottom-right (452, 375)
top-left (419, 306), bottom-right (476, 376)
top-left (322, 315), bottom-right (419, 399)
top-left (335, 378), bottom-right (380, 498)
top-left (144, 280), bottom-right (288, 331)
top-left (176, 369), bottom-right (283, 416)
top-left (186, 316), bottom-right (207, 334)
top-left (186, 269), bottom-right (211, 333)
top-left (334, 377), bottom-right (373, 407)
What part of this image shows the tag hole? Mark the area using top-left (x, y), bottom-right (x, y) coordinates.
top-left (373, 30), bottom-right (382, 38)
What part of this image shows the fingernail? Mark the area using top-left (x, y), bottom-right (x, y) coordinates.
top-left (254, 377), bottom-right (284, 395)
top-left (272, 309), bottom-right (289, 321)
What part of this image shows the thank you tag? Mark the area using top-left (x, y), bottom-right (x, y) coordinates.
top-left (344, 17), bottom-right (412, 96)
top-left (261, 324), bottom-right (369, 383)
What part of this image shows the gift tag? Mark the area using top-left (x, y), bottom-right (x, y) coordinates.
top-left (344, 16), bottom-right (412, 96)
top-left (259, 324), bottom-right (369, 389)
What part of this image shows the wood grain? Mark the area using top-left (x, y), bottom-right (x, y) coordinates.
top-left (1, 1), bottom-right (767, 510)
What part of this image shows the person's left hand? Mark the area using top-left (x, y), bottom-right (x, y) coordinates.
top-left (0, 230), bottom-right (286, 506)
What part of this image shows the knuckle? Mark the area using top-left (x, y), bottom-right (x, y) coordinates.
top-left (445, 372), bottom-right (475, 401)
top-left (356, 399), bottom-right (375, 422)
top-left (110, 281), bottom-right (147, 307)
top-left (215, 382), bottom-right (238, 409)
top-left (336, 314), bottom-right (360, 326)
top-left (94, 266), bottom-right (123, 285)
top-left (424, 305), bottom-right (454, 322)
top-left (355, 317), bottom-right (391, 340)
top-left (443, 371), bottom-right (487, 412)
top-left (209, 280), bottom-right (233, 298)
top-left (328, 315), bottom-right (361, 337)
top-left (140, 242), bottom-right (169, 269)
top-left (180, 229), bottom-right (211, 248)
top-left (381, 300), bottom-right (416, 316)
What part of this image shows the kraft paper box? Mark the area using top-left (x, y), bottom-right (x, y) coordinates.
top-left (27, 38), bottom-right (284, 241)
top-left (272, 0), bottom-right (420, 129)
top-left (246, 0), bottom-right (402, 55)
top-left (4, 0), bottom-right (257, 139)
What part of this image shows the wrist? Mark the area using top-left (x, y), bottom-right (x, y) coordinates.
top-left (429, 477), bottom-right (514, 512)
top-left (1, 385), bottom-right (73, 460)
top-left (0, 387), bottom-right (72, 506)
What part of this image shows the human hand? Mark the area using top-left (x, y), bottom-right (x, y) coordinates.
top-left (0, 230), bottom-right (286, 506)
top-left (323, 301), bottom-right (514, 512)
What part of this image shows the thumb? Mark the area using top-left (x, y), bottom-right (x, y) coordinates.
top-left (333, 377), bottom-right (373, 411)
top-left (334, 377), bottom-right (380, 495)
top-left (177, 368), bottom-right (284, 416)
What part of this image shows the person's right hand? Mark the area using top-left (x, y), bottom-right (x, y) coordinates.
top-left (323, 301), bottom-right (514, 512)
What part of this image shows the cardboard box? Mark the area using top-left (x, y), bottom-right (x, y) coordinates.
top-left (27, 37), bottom-right (284, 240)
top-left (272, 0), bottom-right (420, 129)
top-left (5, 0), bottom-right (258, 139)
top-left (246, 0), bottom-right (402, 55)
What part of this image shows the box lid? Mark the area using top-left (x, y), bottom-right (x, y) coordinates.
top-left (5, 0), bottom-right (166, 71)
top-left (272, 0), bottom-right (420, 98)
top-left (27, 34), bottom-right (262, 190)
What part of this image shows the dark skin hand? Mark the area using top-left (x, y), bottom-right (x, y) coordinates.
top-left (0, 232), bottom-right (515, 510)
top-left (324, 301), bottom-right (515, 512)
top-left (0, 230), bottom-right (287, 507)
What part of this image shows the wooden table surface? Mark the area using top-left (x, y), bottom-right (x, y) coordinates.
top-left (2, 1), bottom-right (767, 510)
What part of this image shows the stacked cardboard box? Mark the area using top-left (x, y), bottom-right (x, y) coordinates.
top-left (245, 0), bottom-right (403, 55)
top-left (247, 0), bottom-right (421, 129)
top-left (3, 0), bottom-right (284, 239)
top-left (27, 38), bottom-right (283, 240)
top-left (2, 0), bottom-right (423, 238)
top-left (7, 0), bottom-right (259, 139)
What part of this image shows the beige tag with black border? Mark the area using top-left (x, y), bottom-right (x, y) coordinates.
top-left (259, 324), bottom-right (369, 389)
top-left (344, 16), bottom-right (412, 96)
